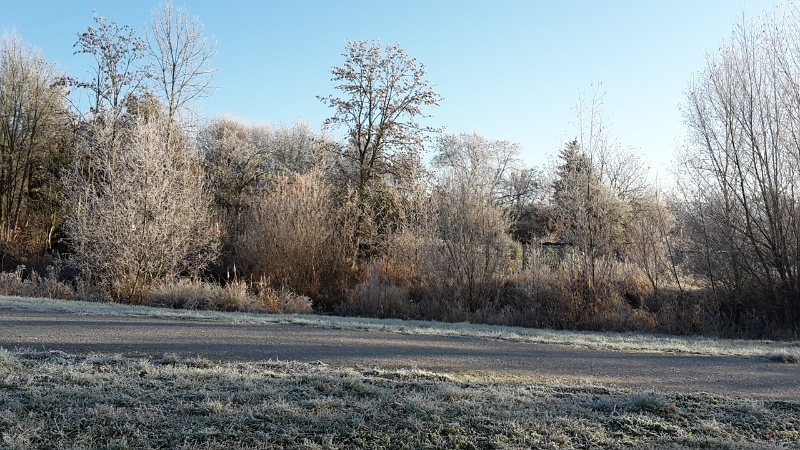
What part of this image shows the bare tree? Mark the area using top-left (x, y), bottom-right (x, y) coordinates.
top-left (433, 133), bottom-right (521, 202)
top-left (268, 121), bottom-right (331, 175)
top-left (570, 88), bottom-right (650, 202)
top-left (0, 33), bottom-right (68, 258)
top-left (319, 40), bottom-right (441, 263)
top-left (198, 118), bottom-right (270, 217)
top-left (680, 5), bottom-right (800, 334)
top-left (198, 118), bottom-right (332, 216)
top-left (628, 188), bottom-right (683, 301)
top-left (427, 133), bottom-right (520, 311)
top-left (198, 117), bottom-right (335, 276)
top-left (73, 14), bottom-right (147, 124)
top-left (552, 139), bottom-right (632, 295)
top-left (146, 0), bottom-right (216, 129)
top-left (550, 90), bottom-right (653, 305)
top-left (62, 7), bottom-right (223, 301)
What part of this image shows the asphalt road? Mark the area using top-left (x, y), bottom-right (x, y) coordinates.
top-left (1, 309), bottom-right (799, 400)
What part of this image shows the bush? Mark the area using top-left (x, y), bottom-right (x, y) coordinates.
top-left (483, 247), bottom-right (659, 332)
top-left (0, 265), bottom-right (75, 300)
top-left (257, 284), bottom-right (314, 314)
top-left (63, 116), bottom-right (219, 302)
top-left (337, 268), bottom-right (414, 319)
top-left (148, 278), bottom-right (260, 312)
top-left (233, 173), bottom-right (350, 303)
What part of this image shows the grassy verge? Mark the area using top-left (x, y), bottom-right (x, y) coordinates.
top-left (0, 348), bottom-right (798, 449)
top-left (2, 295), bottom-right (799, 362)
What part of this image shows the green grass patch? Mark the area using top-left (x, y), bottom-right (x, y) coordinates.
top-left (0, 348), bottom-right (797, 449)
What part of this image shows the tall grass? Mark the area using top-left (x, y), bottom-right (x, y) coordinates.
top-left (0, 265), bottom-right (74, 300)
top-left (232, 173), bottom-right (351, 303)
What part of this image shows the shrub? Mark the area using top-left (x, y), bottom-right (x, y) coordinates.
top-left (63, 116), bottom-right (219, 302)
top-left (257, 284), bottom-right (314, 314)
top-left (0, 265), bottom-right (75, 300)
top-left (148, 278), bottom-right (260, 312)
top-left (233, 173), bottom-right (350, 302)
top-left (491, 248), bottom-right (659, 332)
top-left (337, 268), bottom-right (414, 319)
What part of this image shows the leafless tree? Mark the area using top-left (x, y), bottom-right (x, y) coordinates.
top-left (198, 117), bottom-right (335, 277)
top-left (433, 133), bottom-right (521, 202)
top-left (73, 14), bottom-right (147, 125)
top-left (427, 133), bottom-right (520, 311)
top-left (146, 0), bottom-right (216, 129)
top-left (628, 188), bottom-right (683, 300)
top-left (0, 33), bottom-right (69, 258)
top-left (198, 118), bottom-right (332, 218)
top-left (268, 121), bottom-right (332, 175)
top-left (550, 90), bottom-right (654, 305)
top-left (198, 118), bottom-right (271, 216)
top-left (680, 5), bottom-right (800, 334)
top-left (552, 139), bottom-right (632, 295)
top-left (570, 88), bottom-right (650, 202)
top-left (500, 166), bottom-right (550, 250)
top-left (319, 40), bottom-right (441, 263)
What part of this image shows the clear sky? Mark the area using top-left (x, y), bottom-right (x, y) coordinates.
top-left (1, 0), bottom-right (779, 175)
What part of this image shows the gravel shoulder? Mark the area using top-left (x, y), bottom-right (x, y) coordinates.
top-left (2, 308), bottom-right (799, 400)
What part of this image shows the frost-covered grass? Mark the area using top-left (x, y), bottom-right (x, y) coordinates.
top-left (2, 295), bottom-right (799, 362)
top-left (0, 348), bottom-right (797, 449)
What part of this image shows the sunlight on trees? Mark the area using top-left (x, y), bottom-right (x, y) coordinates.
top-left (427, 133), bottom-right (520, 312)
top-left (64, 7), bottom-right (219, 301)
top-left (679, 3), bottom-right (800, 334)
top-left (72, 14), bottom-right (147, 127)
top-left (64, 111), bottom-right (218, 302)
top-left (0, 33), bottom-right (69, 263)
top-left (4, 4), bottom-right (800, 338)
top-left (319, 40), bottom-right (442, 264)
top-left (146, 0), bottom-right (216, 129)
top-left (233, 173), bottom-right (350, 301)
top-left (197, 117), bottom-right (337, 280)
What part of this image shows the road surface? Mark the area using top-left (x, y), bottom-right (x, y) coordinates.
top-left (1, 309), bottom-right (798, 400)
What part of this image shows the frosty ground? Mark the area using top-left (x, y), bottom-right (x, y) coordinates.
top-left (1, 296), bottom-right (799, 448)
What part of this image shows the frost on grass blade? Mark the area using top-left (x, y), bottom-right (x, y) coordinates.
top-left (0, 348), bottom-right (797, 449)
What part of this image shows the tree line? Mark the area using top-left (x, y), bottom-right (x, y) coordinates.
top-left (2, 1), bottom-right (799, 338)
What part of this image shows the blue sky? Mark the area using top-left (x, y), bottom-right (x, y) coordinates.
top-left (1, 0), bottom-right (779, 175)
